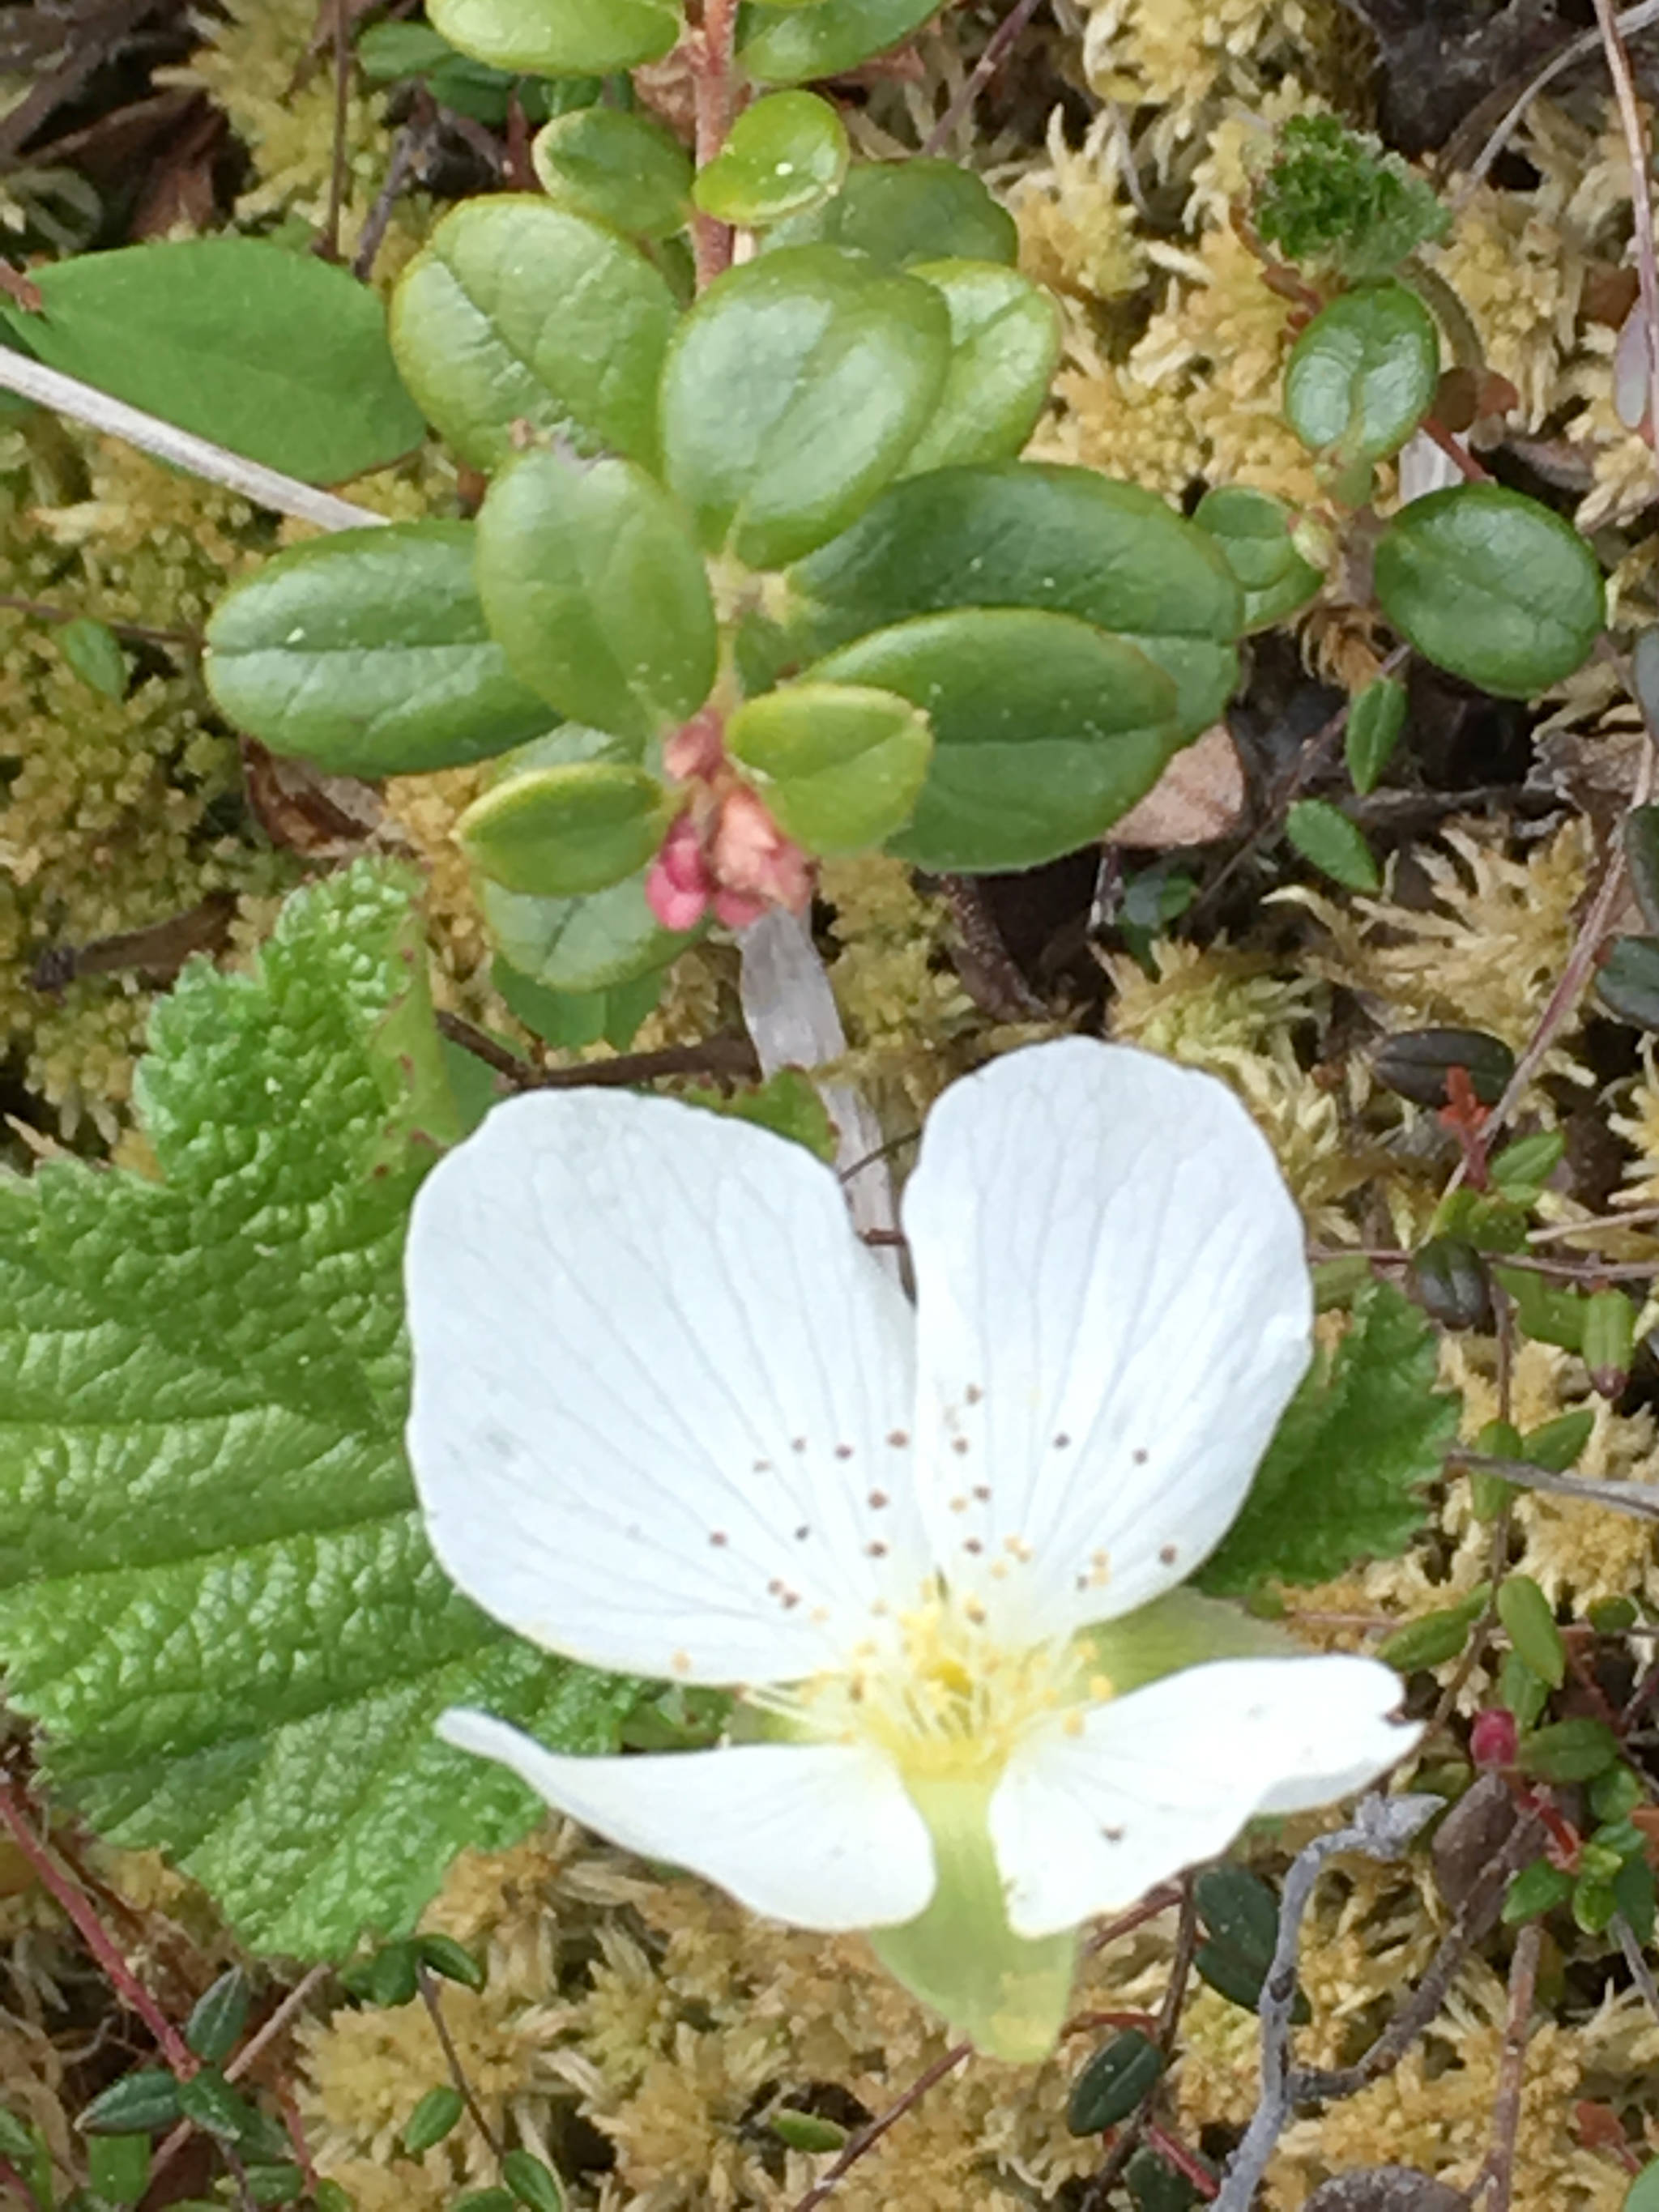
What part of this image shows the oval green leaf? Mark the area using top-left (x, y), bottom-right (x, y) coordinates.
top-left (903, 259), bottom-right (1060, 473)
top-left (805, 606), bottom-right (1180, 872)
top-left (531, 108), bottom-right (692, 239)
top-left (693, 92), bottom-right (849, 227)
top-left (1285, 797), bottom-right (1380, 891)
top-left (13, 239), bottom-right (424, 485)
top-left (429, 0), bottom-right (679, 72)
top-left (205, 522), bottom-right (552, 774)
top-left (726, 680), bottom-right (931, 851)
top-left (767, 158), bottom-right (1018, 268)
top-left (1284, 281), bottom-right (1439, 464)
top-left (1495, 1575), bottom-right (1566, 1690)
top-left (458, 761), bottom-right (671, 897)
top-left (1192, 484), bottom-right (1322, 633)
top-left (781, 462), bottom-right (1243, 736)
top-left (390, 196), bottom-right (676, 471)
top-left (475, 449), bottom-right (718, 741)
top-left (59, 615), bottom-right (129, 700)
top-left (659, 244), bottom-right (950, 569)
top-left (1372, 483), bottom-right (1605, 697)
top-left (739, 0), bottom-right (938, 83)
top-left (1345, 672), bottom-right (1408, 794)
top-left (486, 871), bottom-right (689, 993)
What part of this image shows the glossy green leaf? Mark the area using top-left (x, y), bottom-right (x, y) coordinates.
top-left (503, 2150), bottom-right (567, 2212)
top-left (1345, 672), bottom-right (1408, 794)
top-left (1286, 797), bottom-right (1380, 891)
top-left (58, 616), bottom-right (128, 699)
top-left (780, 462), bottom-right (1243, 737)
top-left (1377, 1592), bottom-right (1485, 1672)
top-left (1516, 1719), bottom-right (1622, 1784)
top-left (902, 259), bottom-right (1060, 473)
top-left (739, 0), bottom-right (938, 83)
top-left (1503, 1857), bottom-right (1575, 1924)
top-left (1193, 484), bottom-right (1321, 633)
top-left (1599, 933), bottom-right (1659, 1029)
top-left (1623, 803), bottom-right (1659, 934)
top-left (390, 197), bottom-right (676, 471)
top-left (693, 92), bottom-right (849, 226)
top-left (1284, 282), bottom-right (1439, 464)
top-left (807, 607), bottom-right (1180, 872)
top-left (402, 2086), bottom-right (465, 2155)
top-left (458, 761), bottom-right (671, 897)
top-left (428, 0), bottom-right (678, 72)
top-left (770, 2112), bottom-right (849, 2154)
top-left (1372, 484), bottom-right (1605, 697)
top-left (769, 156), bottom-right (1018, 269)
top-left (205, 523), bottom-right (552, 774)
top-left (486, 872), bottom-right (687, 994)
top-left (185, 1967), bottom-right (251, 2065)
top-left (356, 22), bottom-right (533, 123)
top-left (1199, 1281), bottom-right (1449, 1594)
top-left (80, 2073), bottom-right (182, 2137)
top-left (1628, 2163), bottom-right (1659, 2210)
top-left (726, 680), bottom-right (931, 852)
top-left (0, 867), bottom-right (638, 1958)
top-left (475, 448), bottom-right (717, 740)
top-left (660, 244), bottom-right (949, 568)
top-left (87, 2131), bottom-right (152, 2205)
top-left (1065, 2032), bottom-right (1164, 2134)
top-left (531, 108), bottom-right (692, 238)
top-left (417, 1933), bottom-right (487, 1990)
top-left (8, 240), bottom-right (423, 485)
top-left (1496, 1575), bottom-right (1565, 1690)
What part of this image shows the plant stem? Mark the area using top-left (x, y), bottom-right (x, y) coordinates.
top-left (790, 2041), bottom-right (970, 2211)
top-left (692, 0), bottom-right (740, 288)
top-left (922, 0), bottom-right (1046, 156)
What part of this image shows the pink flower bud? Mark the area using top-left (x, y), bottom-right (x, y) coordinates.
top-left (1469, 1708), bottom-right (1518, 1769)
top-left (711, 787), bottom-right (812, 914)
top-left (646, 816), bottom-right (712, 931)
top-left (663, 710), bottom-right (725, 784)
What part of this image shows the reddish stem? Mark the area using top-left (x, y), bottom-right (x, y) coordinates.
top-left (692, 0), bottom-right (740, 288)
top-left (0, 1781), bottom-right (193, 2076)
top-left (1143, 2123), bottom-right (1219, 2200)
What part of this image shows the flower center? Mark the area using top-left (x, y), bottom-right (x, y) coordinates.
top-left (755, 1586), bottom-right (1111, 1784)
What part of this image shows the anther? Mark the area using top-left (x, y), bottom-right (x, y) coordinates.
top-left (1159, 1543), bottom-right (1178, 1565)
top-left (887, 1429), bottom-right (911, 1447)
top-left (1054, 1432), bottom-right (1071, 1449)
top-left (868, 1490), bottom-right (889, 1509)
top-left (709, 1531), bottom-right (728, 1548)
top-left (951, 1437), bottom-right (970, 1455)
top-left (965, 1383), bottom-right (983, 1404)
top-left (834, 1443), bottom-right (854, 1460)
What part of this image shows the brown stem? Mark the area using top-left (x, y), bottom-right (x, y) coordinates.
top-left (790, 2042), bottom-right (970, 2212)
top-left (0, 1780), bottom-right (193, 2075)
top-left (437, 1012), bottom-right (761, 1092)
top-left (1593, 0), bottom-right (1659, 449)
top-left (416, 1966), bottom-right (504, 2163)
top-left (0, 592), bottom-right (199, 648)
top-left (692, 0), bottom-right (741, 289)
top-left (1080, 1874), bottom-right (1203, 2209)
top-left (149, 1964), bottom-right (332, 2184)
top-left (1478, 1919), bottom-right (1542, 2212)
top-left (921, 0), bottom-right (1047, 155)
top-left (318, 0), bottom-right (353, 263)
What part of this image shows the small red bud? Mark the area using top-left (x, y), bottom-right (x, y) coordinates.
top-left (1470, 1708), bottom-right (1519, 1769)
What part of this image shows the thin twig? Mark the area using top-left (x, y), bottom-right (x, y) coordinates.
top-left (1595, 0), bottom-right (1659, 450)
top-left (1214, 1796), bottom-right (1441, 2212)
top-left (692, 0), bottom-right (741, 289)
top-left (0, 346), bottom-right (386, 534)
top-left (354, 109), bottom-right (432, 282)
top-left (1615, 1913), bottom-right (1659, 2023)
top-left (1081, 1876), bottom-right (1203, 2210)
top-left (1448, 1449), bottom-right (1659, 1524)
top-left (790, 2042), bottom-right (970, 2211)
top-left (149, 1964), bottom-right (333, 2184)
top-left (416, 1965), bottom-right (504, 2161)
top-left (1452, 0), bottom-right (1659, 198)
top-left (1478, 1920), bottom-right (1542, 2212)
top-left (939, 875), bottom-right (1047, 1021)
top-left (320, 0), bottom-right (353, 262)
top-left (0, 592), bottom-right (198, 648)
top-left (0, 1779), bottom-right (193, 2074)
top-left (921, 0), bottom-right (1047, 156)
top-left (437, 1012), bottom-right (761, 1091)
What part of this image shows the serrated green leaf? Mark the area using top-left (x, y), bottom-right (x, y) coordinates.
top-left (428, 0), bottom-right (679, 73)
top-left (1286, 797), bottom-right (1380, 892)
top-left (1372, 484), bottom-right (1604, 698)
top-left (9, 240), bottom-right (424, 485)
top-left (204, 524), bottom-right (553, 776)
top-left (1196, 1281), bottom-right (1451, 1595)
top-left (390, 197), bottom-right (677, 472)
top-left (0, 865), bottom-right (638, 1958)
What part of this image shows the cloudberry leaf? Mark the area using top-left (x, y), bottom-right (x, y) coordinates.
top-left (0, 864), bottom-right (638, 1958)
top-left (1197, 1282), bottom-right (1451, 1594)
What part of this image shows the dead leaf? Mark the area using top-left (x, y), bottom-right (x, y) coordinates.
top-left (241, 738), bottom-right (388, 858)
top-left (1110, 722), bottom-right (1246, 849)
top-left (1303, 2170), bottom-right (1468, 2211)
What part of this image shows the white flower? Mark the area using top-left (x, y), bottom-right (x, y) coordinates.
top-left (405, 1039), bottom-right (1416, 2060)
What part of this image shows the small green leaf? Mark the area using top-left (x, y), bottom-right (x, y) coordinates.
top-left (417, 1935), bottom-right (486, 1992)
top-left (1125, 2145), bottom-right (1206, 2212)
top-left (1284, 281), bottom-right (1439, 464)
top-left (1521, 1409), bottom-right (1594, 1472)
top-left (485, 870), bottom-right (689, 996)
top-left (1496, 1575), bottom-right (1565, 1690)
top-left (390, 197), bottom-right (677, 471)
top-left (1372, 484), bottom-right (1605, 697)
top-left (1286, 797), bottom-right (1381, 891)
top-left (502, 2149), bottom-right (566, 2212)
top-left (1590, 1596), bottom-right (1640, 1635)
top-left (1626, 2163), bottom-right (1659, 2210)
top-left (453, 2194), bottom-right (517, 2212)
top-left (725, 680), bottom-right (931, 853)
top-left (1193, 1865), bottom-right (1280, 1963)
top-left (1516, 1719), bottom-right (1622, 1784)
top-left (902, 259), bottom-right (1060, 474)
top-left (1064, 2031), bottom-right (1165, 2134)
top-left (1585, 1286), bottom-right (1636, 1396)
top-left (660, 245), bottom-right (949, 568)
top-left (458, 762), bottom-right (671, 898)
top-left (531, 108), bottom-right (691, 238)
top-left (176, 2071), bottom-right (255, 2143)
top-left (1193, 486), bottom-right (1322, 634)
top-left (693, 92), bottom-right (849, 227)
top-left (769, 2112), bottom-right (849, 2154)
top-left (80, 2073), bottom-right (182, 2137)
top-left (1377, 1590), bottom-right (1487, 1671)
top-left (1492, 1263), bottom-right (1585, 1352)
top-left (807, 607), bottom-right (1180, 872)
top-left (242, 2163), bottom-right (305, 2206)
top-left (739, 0), bottom-right (940, 85)
top-left (1198, 1281), bottom-right (1450, 1595)
top-left (475, 450), bottom-right (717, 740)
top-left (0, 2108), bottom-right (36, 2165)
top-left (8, 240), bottom-right (424, 485)
top-left (768, 158), bottom-right (1018, 268)
top-left (185, 1967), bottom-right (251, 2065)
top-left (1408, 1235), bottom-right (1491, 1332)
top-left (1375, 1027), bottom-right (1515, 1109)
top-left (314, 2184), bottom-right (356, 2212)
top-left (1625, 805), bottom-right (1659, 935)
top-left (428, 0), bottom-right (679, 72)
top-left (402, 2086), bottom-right (465, 2157)
top-left (205, 524), bottom-right (552, 776)
top-left (1616, 1852), bottom-right (1657, 1943)
top-left (364, 1941), bottom-right (422, 2009)
top-left (778, 462), bottom-right (1243, 739)
top-left (86, 2133), bottom-right (151, 2206)
top-left (58, 616), bottom-right (128, 700)
top-left (1488, 1129), bottom-right (1564, 1203)
top-left (1599, 935), bottom-right (1659, 1029)
top-left (1502, 1857), bottom-right (1574, 1923)
top-left (1345, 674), bottom-right (1408, 795)
top-left (1573, 1873), bottom-right (1620, 1935)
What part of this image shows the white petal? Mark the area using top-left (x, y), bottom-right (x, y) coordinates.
top-left (990, 1656), bottom-right (1418, 1938)
top-left (903, 1039), bottom-right (1311, 1638)
top-left (407, 1089), bottom-right (924, 1686)
top-left (441, 1709), bottom-right (934, 1929)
